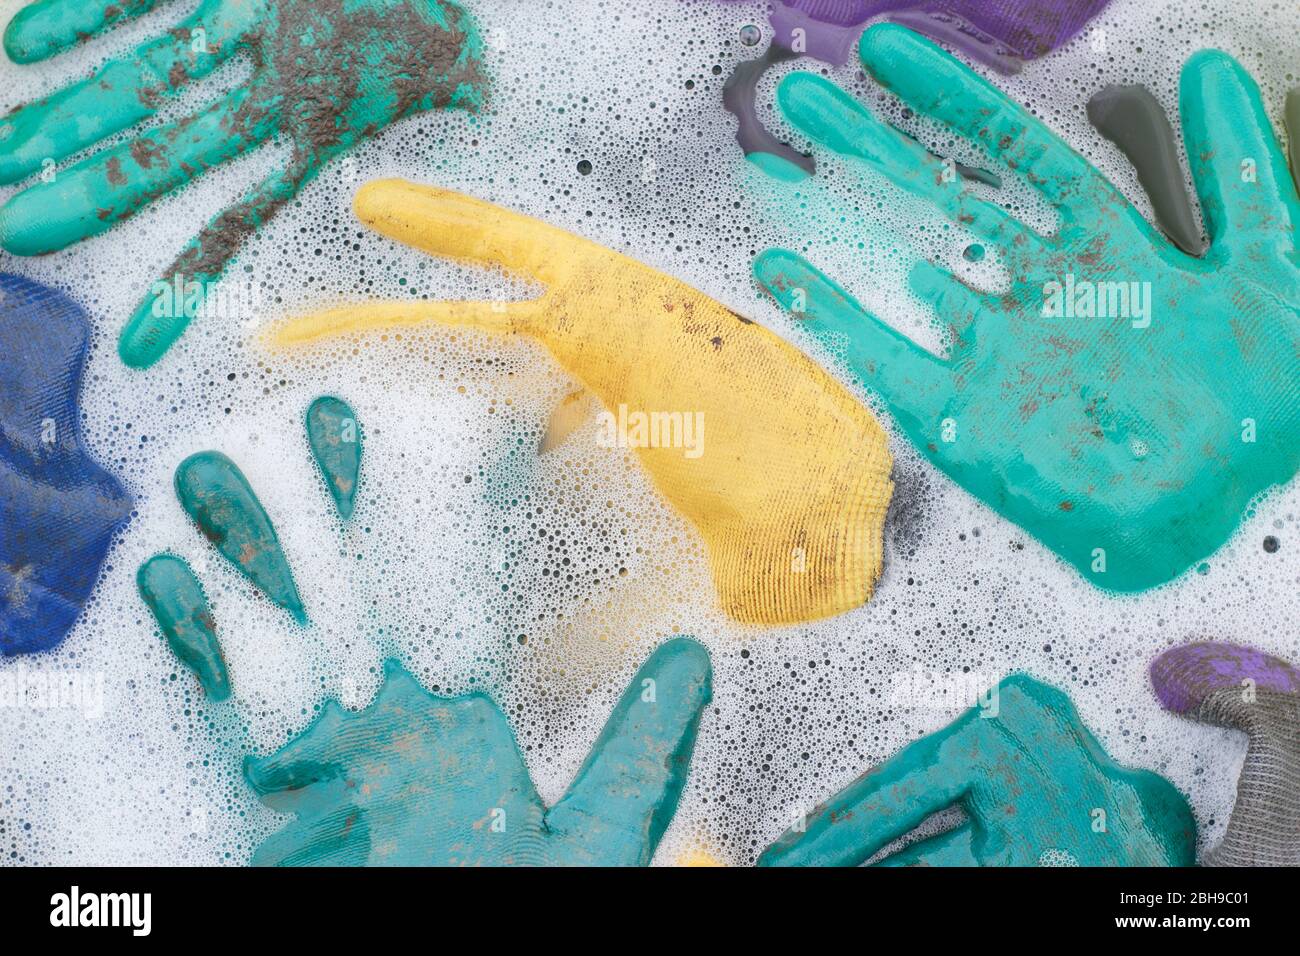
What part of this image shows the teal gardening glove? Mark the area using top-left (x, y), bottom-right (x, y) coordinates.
top-left (245, 638), bottom-right (713, 866)
top-left (0, 0), bottom-right (484, 368)
top-left (755, 24), bottom-right (1300, 593)
top-left (760, 675), bottom-right (1197, 866)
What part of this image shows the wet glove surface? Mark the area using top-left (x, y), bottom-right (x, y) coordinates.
top-left (137, 552), bottom-right (230, 700)
top-left (0, 273), bottom-right (133, 656)
top-left (0, 0), bottom-right (484, 368)
top-left (1151, 642), bottom-right (1300, 866)
top-left (267, 180), bottom-right (895, 627)
top-left (759, 674), bottom-right (1197, 866)
top-left (245, 637), bottom-right (713, 866)
top-left (174, 450), bottom-right (306, 624)
top-left (720, 0), bottom-right (1109, 177)
top-left (305, 396), bottom-right (362, 521)
top-left (733, 0), bottom-right (1109, 69)
top-left (756, 25), bottom-right (1300, 593)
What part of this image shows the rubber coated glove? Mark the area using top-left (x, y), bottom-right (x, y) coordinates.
top-left (1151, 642), bottom-right (1300, 866)
top-left (0, 0), bottom-right (484, 368)
top-left (0, 273), bottom-right (133, 656)
top-left (245, 638), bottom-right (713, 866)
top-left (719, 0), bottom-right (1109, 178)
top-left (173, 450), bottom-right (306, 624)
top-left (138, 398), bottom-right (359, 696)
top-left (759, 674), bottom-right (1197, 866)
top-left (755, 25), bottom-right (1300, 593)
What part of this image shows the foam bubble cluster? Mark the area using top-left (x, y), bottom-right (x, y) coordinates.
top-left (1, 0), bottom-right (1298, 865)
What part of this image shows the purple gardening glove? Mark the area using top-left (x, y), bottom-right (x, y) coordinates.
top-left (719, 0), bottom-right (1110, 175)
top-left (1151, 642), bottom-right (1300, 867)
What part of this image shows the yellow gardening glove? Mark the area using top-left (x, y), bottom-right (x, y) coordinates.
top-left (268, 180), bottom-right (892, 625)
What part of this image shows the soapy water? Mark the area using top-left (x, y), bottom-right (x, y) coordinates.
top-left (0, 0), bottom-right (1298, 865)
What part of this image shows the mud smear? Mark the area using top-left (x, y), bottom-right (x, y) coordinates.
top-left (171, 0), bottom-right (483, 286)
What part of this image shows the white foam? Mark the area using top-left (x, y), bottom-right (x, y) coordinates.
top-left (0, 0), bottom-right (1296, 866)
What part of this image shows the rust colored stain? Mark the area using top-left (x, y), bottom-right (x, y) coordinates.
top-left (129, 138), bottom-right (165, 170)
